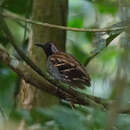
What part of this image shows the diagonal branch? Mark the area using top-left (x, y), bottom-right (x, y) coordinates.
top-left (84, 30), bottom-right (122, 66)
top-left (0, 46), bottom-right (107, 109)
top-left (84, 19), bottom-right (130, 66)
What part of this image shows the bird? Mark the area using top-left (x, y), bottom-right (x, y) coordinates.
top-left (35, 42), bottom-right (91, 89)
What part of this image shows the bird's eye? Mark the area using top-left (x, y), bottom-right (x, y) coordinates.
top-left (51, 44), bottom-right (58, 53)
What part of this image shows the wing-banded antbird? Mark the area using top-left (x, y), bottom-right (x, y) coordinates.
top-left (35, 42), bottom-right (91, 89)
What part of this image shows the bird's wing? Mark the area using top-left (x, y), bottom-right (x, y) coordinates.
top-left (49, 52), bottom-right (91, 86)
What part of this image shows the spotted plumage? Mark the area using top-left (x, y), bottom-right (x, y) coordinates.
top-left (35, 42), bottom-right (91, 89)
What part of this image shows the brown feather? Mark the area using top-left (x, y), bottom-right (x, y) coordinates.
top-left (49, 52), bottom-right (91, 88)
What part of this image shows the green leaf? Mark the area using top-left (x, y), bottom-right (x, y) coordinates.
top-left (0, 65), bottom-right (17, 112)
top-left (94, 1), bottom-right (118, 14)
top-left (10, 108), bottom-right (32, 124)
top-left (34, 106), bottom-right (88, 130)
top-left (3, 0), bottom-right (32, 15)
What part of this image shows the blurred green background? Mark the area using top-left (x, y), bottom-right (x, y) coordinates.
top-left (0, 0), bottom-right (130, 130)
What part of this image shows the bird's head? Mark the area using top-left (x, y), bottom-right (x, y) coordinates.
top-left (35, 42), bottom-right (58, 57)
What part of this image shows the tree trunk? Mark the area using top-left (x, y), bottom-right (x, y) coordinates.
top-left (18, 0), bottom-right (68, 109)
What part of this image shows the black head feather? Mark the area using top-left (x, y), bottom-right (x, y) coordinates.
top-left (35, 42), bottom-right (58, 57)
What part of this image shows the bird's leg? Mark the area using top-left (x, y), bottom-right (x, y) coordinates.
top-left (69, 101), bottom-right (75, 110)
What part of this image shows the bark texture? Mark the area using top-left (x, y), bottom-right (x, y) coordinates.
top-left (18, 0), bottom-right (68, 109)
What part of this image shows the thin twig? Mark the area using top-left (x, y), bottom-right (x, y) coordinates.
top-left (1, 10), bottom-right (126, 32)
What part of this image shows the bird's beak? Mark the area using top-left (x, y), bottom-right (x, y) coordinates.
top-left (35, 43), bottom-right (44, 48)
